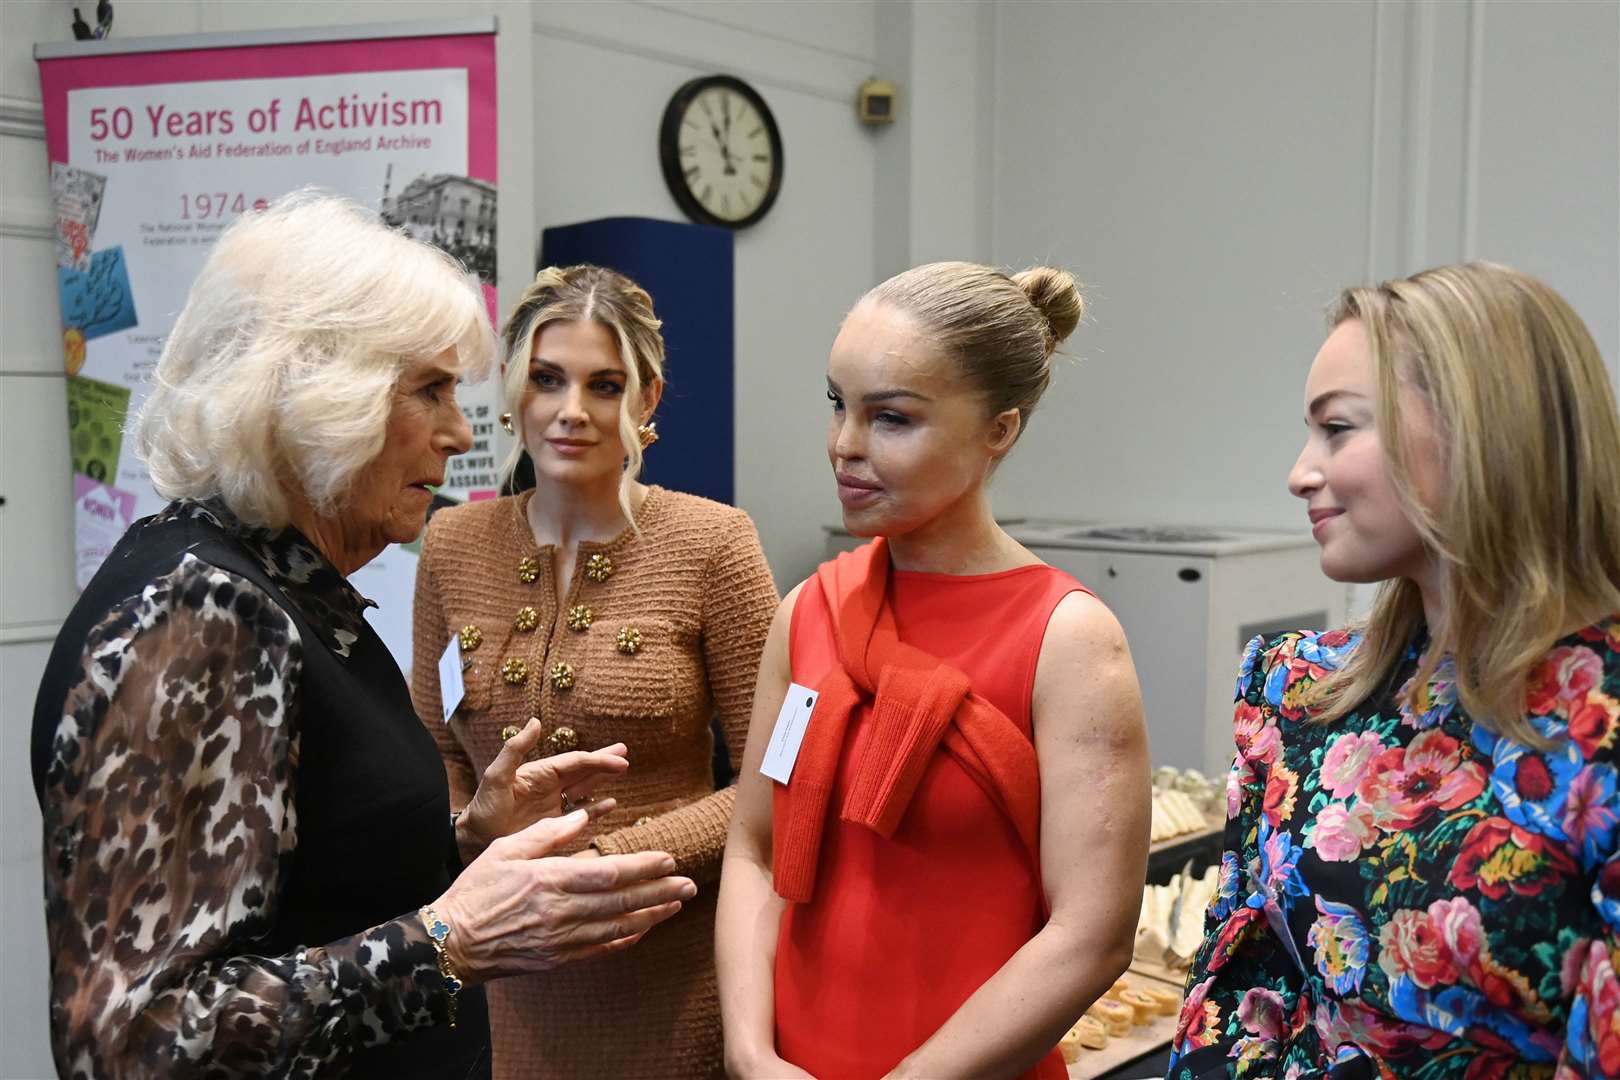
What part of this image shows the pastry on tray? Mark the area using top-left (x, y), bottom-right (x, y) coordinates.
top-left (1118, 988), bottom-right (1159, 1023)
top-left (1086, 996), bottom-right (1133, 1037)
top-left (1059, 1014), bottom-right (1110, 1063)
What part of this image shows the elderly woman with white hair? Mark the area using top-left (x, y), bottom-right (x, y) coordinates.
top-left (30, 193), bottom-right (696, 1079)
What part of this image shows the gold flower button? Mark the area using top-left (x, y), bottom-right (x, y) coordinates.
top-left (546, 725), bottom-right (579, 753)
top-left (458, 625), bottom-right (482, 652)
top-left (584, 553), bottom-right (614, 583)
top-left (499, 724), bottom-right (522, 742)
top-left (501, 657), bottom-right (528, 685)
top-left (514, 605), bottom-right (540, 632)
top-left (566, 605), bottom-right (594, 632)
top-left (549, 661), bottom-right (576, 691)
top-left (634, 815), bottom-right (654, 827)
top-left (615, 626), bottom-right (643, 655)
top-left (517, 556), bottom-right (542, 584)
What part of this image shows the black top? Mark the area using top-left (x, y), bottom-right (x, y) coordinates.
top-left (32, 500), bottom-right (489, 1078)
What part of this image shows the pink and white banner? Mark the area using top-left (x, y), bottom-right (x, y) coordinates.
top-left (38, 22), bottom-right (499, 667)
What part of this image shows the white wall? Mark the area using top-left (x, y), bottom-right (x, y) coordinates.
top-left (1467, 1), bottom-right (1618, 366)
top-left (987, 0), bottom-right (1619, 546)
top-left (872, 0), bottom-right (997, 276)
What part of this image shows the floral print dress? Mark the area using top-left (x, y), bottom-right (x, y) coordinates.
top-left (1168, 618), bottom-right (1620, 1079)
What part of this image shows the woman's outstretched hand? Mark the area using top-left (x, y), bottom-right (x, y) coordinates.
top-left (436, 810), bottom-right (694, 984)
top-left (456, 719), bottom-right (630, 861)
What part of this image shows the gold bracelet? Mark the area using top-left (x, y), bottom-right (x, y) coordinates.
top-left (419, 905), bottom-right (464, 1028)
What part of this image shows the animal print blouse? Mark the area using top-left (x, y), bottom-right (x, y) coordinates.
top-left (37, 501), bottom-right (451, 1076)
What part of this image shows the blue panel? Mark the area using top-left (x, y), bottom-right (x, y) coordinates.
top-left (537, 217), bottom-right (735, 506)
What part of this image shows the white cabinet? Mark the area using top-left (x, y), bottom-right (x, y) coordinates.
top-left (1021, 526), bottom-right (1347, 778)
top-left (824, 523), bottom-right (1349, 778)
top-left (1076, 549), bottom-right (1213, 771)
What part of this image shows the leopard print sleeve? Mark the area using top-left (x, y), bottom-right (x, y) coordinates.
top-left (41, 554), bottom-right (447, 1078)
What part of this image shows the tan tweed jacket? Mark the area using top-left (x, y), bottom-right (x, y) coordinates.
top-left (411, 485), bottom-right (778, 1079)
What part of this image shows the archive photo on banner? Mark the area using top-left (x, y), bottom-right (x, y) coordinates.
top-left (36, 21), bottom-right (499, 668)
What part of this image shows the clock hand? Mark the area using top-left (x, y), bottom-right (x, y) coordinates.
top-left (709, 120), bottom-right (738, 176)
top-left (722, 99), bottom-right (740, 175)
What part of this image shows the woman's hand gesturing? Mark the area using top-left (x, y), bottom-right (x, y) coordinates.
top-left (435, 810), bottom-right (695, 984)
top-left (456, 719), bottom-right (629, 861)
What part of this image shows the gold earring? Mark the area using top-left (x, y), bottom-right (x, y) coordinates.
top-left (637, 421), bottom-right (659, 449)
top-left (500, 412), bottom-right (514, 434)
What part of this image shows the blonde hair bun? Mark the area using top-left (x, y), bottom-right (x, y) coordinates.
top-left (1013, 266), bottom-right (1084, 352)
top-left (864, 260), bottom-right (1087, 445)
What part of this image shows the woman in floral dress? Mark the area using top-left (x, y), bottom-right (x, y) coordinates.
top-left (1169, 262), bottom-right (1620, 1078)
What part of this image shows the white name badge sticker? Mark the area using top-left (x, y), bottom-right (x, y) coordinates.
top-left (438, 637), bottom-right (466, 724)
top-left (760, 683), bottom-right (819, 784)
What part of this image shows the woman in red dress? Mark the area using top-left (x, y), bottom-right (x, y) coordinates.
top-left (717, 262), bottom-right (1152, 1079)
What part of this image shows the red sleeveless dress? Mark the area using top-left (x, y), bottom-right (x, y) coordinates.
top-left (774, 560), bottom-right (1086, 1080)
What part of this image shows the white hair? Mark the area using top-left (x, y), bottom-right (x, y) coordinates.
top-left (136, 189), bottom-right (496, 528)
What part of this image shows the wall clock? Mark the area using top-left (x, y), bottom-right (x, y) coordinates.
top-left (659, 75), bottom-right (783, 229)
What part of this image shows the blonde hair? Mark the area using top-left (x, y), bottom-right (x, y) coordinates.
top-left (497, 265), bottom-right (665, 526)
top-left (136, 190), bottom-right (495, 527)
top-left (1310, 261), bottom-right (1620, 746)
top-left (864, 261), bottom-right (1084, 443)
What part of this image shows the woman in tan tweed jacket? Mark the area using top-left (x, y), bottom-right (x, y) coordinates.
top-left (411, 265), bottom-right (778, 1079)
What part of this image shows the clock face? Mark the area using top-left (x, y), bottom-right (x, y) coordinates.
top-left (660, 76), bottom-right (783, 229)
